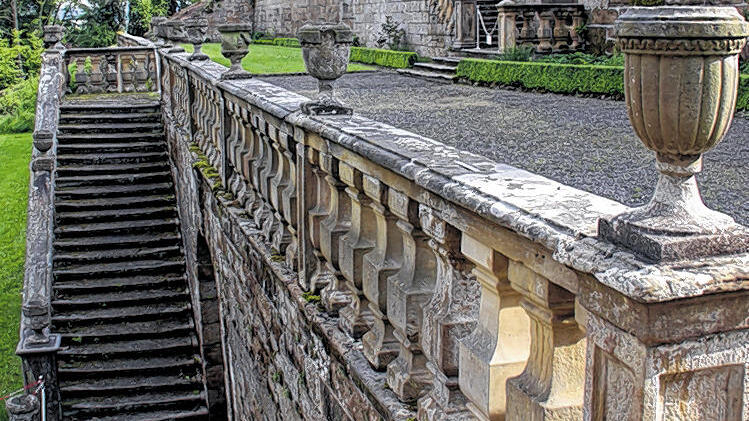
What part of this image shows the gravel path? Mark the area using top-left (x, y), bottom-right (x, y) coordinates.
top-left (260, 71), bottom-right (748, 226)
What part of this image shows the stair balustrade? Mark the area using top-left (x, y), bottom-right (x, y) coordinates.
top-left (63, 47), bottom-right (159, 94)
top-left (497, 4), bottom-right (586, 54)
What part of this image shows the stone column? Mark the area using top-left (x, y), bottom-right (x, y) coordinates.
top-left (361, 177), bottom-right (401, 370)
top-left (505, 261), bottom-right (585, 421)
top-left (458, 234), bottom-right (530, 421)
top-left (453, 1), bottom-right (478, 49)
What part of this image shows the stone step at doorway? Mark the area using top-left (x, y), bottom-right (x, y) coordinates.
top-left (396, 57), bottom-right (460, 83)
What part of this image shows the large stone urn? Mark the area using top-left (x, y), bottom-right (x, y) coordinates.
top-left (218, 24), bottom-right (252, 80)
top-left (43, 25), bottom-right (64, 50)
top-left (298, 23), bottom-right (354, 116)
top-left (599, 6), bottom-right (749, 261)
top-left (150, 16), bottom-right (172, 48)
top-left (184, 18), bottom-right (209, 61)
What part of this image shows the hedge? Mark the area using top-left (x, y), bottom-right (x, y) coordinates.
top-left (253, 39), bottom-right (275, 45)
top-left (349, 47), bottom-right (416, 69)
top-left (273, 38), bottom-right (301, 48)
top-left (738, 74), bottom-right (749, 112)
top-left (456, 58), bottom-right (624, 96)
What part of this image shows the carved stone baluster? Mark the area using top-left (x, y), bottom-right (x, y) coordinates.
top-left (269, 129), bottom-right (292, 253)
top-left (417, 206), bottom-right (480, 421)
top-left (244, 125), bottom-right (263, 218)
top-left (251, 117), bottom-right (274, 230)
top-left (281, 135), bottom-right (298, 269)
top-left (552, 10), bottom-right (570, 52)
top-left (74, 56), bottom-right (87, 94)
top-left (569, 10), bottom-right (584, 50)
top-left (306, 149), bottom-right (334, 293)
top-left (361, 177), bottom-right (401, 369)
top-left (337, 163), bottom-right (376, 338)
top-left (505, 261), bottom-right (585, 421)
top-left (385, 190), bottom-right (437, 402)
top-left (536, 10), bottom-right (554, 53)
top-left (319, 154), bottom-right (353, 315)
top-left (458, 234), bottom-right (530, 421)
top-left (226, 102), bottom-right (247, 204)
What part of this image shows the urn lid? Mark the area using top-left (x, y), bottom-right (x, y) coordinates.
top-left (616, 6), bottom-right (749, 40)
top-left (298, 22), bottom-right (354, 45)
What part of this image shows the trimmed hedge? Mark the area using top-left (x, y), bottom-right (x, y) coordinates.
top-left (253, 39), bottom-right (275, 45)
top-left (456, 58), bottom-right (624, 96)
top-left (738, 74), bottom-right (749, 112)
top-left (349, 47), bottom-right (417, 69)
top-left (274, 38), bottom-right (301, 48)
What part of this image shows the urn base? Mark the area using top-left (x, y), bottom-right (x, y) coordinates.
top-left (221, 69), bottom-right (252, 80)
top-left (188, 52), bottom-right (209, 61)
top-left (301, 100), bottom-right (353, 116)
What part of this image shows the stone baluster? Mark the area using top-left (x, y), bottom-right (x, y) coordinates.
top-left (281, 135), bottom-right (298, 269)
top-left (245, 123), bottom-right (265, 219)
top-left (319, 154), bottom-right (353, 315)
top-left (385, 190), bottom-right (437, 402)
top-left (505, 261), bottom-right (585, 420)
top-left (361, 177), bottom-right (401, 369)
top-left (74, 56), bottom-right (87, 93)
top-left (417, 206), bottom-right (480, 421)
top-left (337, 163), bottom-right (376, 338)
top-left (269, 129), bottom-right (292, 253)
top-left (552, 10), bottom-right (571, 52)
top-left (306, 149), bottom-right (334, 293)
top-left (569, 9), bottom-right (584, 50)
top-left (251, 118), bottom-right (275, 230)
top-left (225, 101), bottom-right (248, 204)
top-left (518, 11), bottom-right (535, 45)
top-left (458, 234), bottom-right (530, 421)
top-left (536, 10), bottom-right (554, 53)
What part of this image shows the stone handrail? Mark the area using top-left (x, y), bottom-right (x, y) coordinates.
top-left (63, 46), bottom-right (159, 94)
top-left (158, 17), bottom-right (748, 419)
top-left (116, 32), bottom-right (155, 47)
top-left (16, 29), bottom-right (66, 421)
top-left (497, 3), bottom-right (585, 53)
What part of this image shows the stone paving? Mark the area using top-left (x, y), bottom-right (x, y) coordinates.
top-left (261, 71), bottom-right (749, 225)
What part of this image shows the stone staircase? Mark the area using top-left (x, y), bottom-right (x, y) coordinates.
top-left (396, 57), bottom-right (460, 82)
top-left (51, 97), bottom-right (210, 420)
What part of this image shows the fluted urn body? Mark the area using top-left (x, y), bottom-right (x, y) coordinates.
top-left (298, 23), bottom-right (354, 115)
top-left (184, 19), bottom-right (209, 61)
top-left (599, 6), bottom-right (749, 262)
top-left (218, 24), bottom-right (252, 80)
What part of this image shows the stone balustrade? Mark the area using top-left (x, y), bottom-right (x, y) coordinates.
top-left (152, 12), bottom-right (748, 418)
top-left (63, 46), bottom-right (159, 94)
top-left (497, 3), bottom-right (585, 53)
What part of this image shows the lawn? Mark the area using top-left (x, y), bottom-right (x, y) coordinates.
top-left (0, 133), bottom-right (31, 416)
top-left (180, 43), bottom-right (374, 74)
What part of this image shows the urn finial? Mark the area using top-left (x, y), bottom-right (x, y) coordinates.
top-left (298, 22), bottom-right (354, 116)
top-left (43, 25), bottom-right (64, 51)
top-left (218, 24), bottom-right (253, 80)
top-left (184, 18), bottom-right (209, 61)
top-left (599, 6), bottom-right (749, 262)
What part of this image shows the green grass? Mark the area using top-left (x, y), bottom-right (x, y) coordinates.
top-left (0, 133), bottom-right (31, 415)
top-left (180, 43), bottom-right (373, 74)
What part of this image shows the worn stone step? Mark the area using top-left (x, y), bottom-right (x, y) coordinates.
top-left (57, 122), bottom-right (163, 134)
top-left (57, 151), bottom-right (168, 166)
top-left (65, 407), bottom-right (210, 421)
top-left (54, 245), bottom-right (182, 268)
top-left (57, 319), bottom-right (194, 342)
top-left (56, 182), bottom-right (173, 200)
top-left (396, 68), bottom-right (456, 83)
top-left (53, 259), bottom-right (185, 281)
top-left (56, 161), bottom-right (169, 177)
top-left (53, 288), bottom-right (187, 311)
top-left (57, 142), bottom-right (165, 155)
top-left (53, 275), bottom-right (186, 296)
top-left (59, 373), bottom-right (201, 396)
top-left (55, 194), bottom-right (175, 212)
top-left (54, 232), bottom-right (181, 252)
top-left (431, 56), bottom-right (461, 66)
top-left (52, 302), bottom-right (191, 326)
top-left (59, 355), bottom-right (198, 376)
top-left (57, 132), bottom-right (163, 144)
top-left (54, 218), bottom-right (179, 238)
top-left (59, 112), bottom-right (162, 125)
top-left (56, 206), bottom-right (177, 225)
top-left (413, 62), bottom-right (458, 73)
top-left (61, 391), bottom-right (206, 419)
top-left (57, 171), bottom-right (172, 189)
top-left (60, 102), bottom-right (160, 115)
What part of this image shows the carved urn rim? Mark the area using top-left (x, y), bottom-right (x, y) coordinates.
top-left (184, 18), bottom-right (208, 29)
top-left (298, 22), bottom-right (354, 45)
top-left (217, 23), bottom-right (253, 33)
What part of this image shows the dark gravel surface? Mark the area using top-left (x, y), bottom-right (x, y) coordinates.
top-left (260, 71), bottom-right (748, 226)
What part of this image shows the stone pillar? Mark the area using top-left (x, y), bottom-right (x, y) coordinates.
top-left (338, 163), bottom-right (376, 338)
top-left (458, 234), bottom-right (530, 421)
top-left (505, 262), bottom-right (585, 421)
top-left (5, 393), bottom-right (40, 421)
top-left (497, 7), bottom-right (518, 53)
top-left (361, 177), bottom-right (401, 370)
top-left (453, 1), bottom-right (478, 49)
top-left (385, 190), bottom-right (437, 403)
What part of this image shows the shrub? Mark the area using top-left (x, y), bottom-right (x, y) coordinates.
top-left (737, 74), bottom-right (749, 112)
top-left (253, 39), bottom-right (274, 45)
top-left (0, 76), bottom-right (39, 134)
top-left (273, 38), bottom-right (300, 48)
top-left (375, 16), bottom-right (406, 51)
top-left (350, 47), bottom-right (416, 69)
top-left (456, 58), bottom-right (624, 96)
top-left (0, 31), bottom-right (43, 91)
top-left (536, 51), bottom-right (624, 67)
top-left (497, 46), bottom-right (534, 62)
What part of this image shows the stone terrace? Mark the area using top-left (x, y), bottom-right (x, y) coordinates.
top-left (261, 71), bottom-right (749, 226)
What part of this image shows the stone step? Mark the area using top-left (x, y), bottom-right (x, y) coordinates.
top-left (61, 391), bottom-right (206, 420)
top-left (65, 407), bottom-right (210, 421)
top-left (54, 275), bottom-right (186, 297)
top-left (54, 218), bottom-right (179, 238)
top-left (59, 355), bottom-right (198, 376)
top-left (56, 206), bottom-right (177, 225)
top-left (57, 171), bottom-right (172, 188)
top-left (59, 112), bottom-right (162, 125)
top-left (57, 319), bottom-right (194, 342)
top-left (53, 259), bottom-right (185, 281)
top-left (59, 373), bottom-right (201, 396)
top-left (52, 302), bottom-right (191, 326)
top-left (57, 142), bottom-right (166, 155)
top-left (396, 68), bottom-right (456, 83)
top-left (56, 161), bottom-right (169, 177)
top-left (414, 62), bottom-right (458, 74)
top-left (57, 122), bottom-right (163, 135)
top-left (53, 288), bottom-right (187, 310)
top-left (54, 232), bottom-right (181, 253)
top-left (55, 194), bottom-right (175, 213)
top-left (60, 102), bottom-right (160, 115)
top-left (57, 151), bottom-right (169, 166)
top-left (57, 132), bottom-right (163, 144)
top-left (54, 245), bottom-right (182, 267)
top-left (431, 56), bottom-right (461, 66)
top-left (56, 182), bottom-right (173, 200)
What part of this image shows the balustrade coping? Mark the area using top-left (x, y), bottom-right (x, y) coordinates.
top-left (65, 46), bottom-right (157, 55)
top-left (161, 50), bottom-right (748, 305)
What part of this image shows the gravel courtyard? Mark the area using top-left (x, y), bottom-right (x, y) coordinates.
top-left (260, 71), bottom-right (748, 226)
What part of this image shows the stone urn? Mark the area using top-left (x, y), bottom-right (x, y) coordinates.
top-left (163, 21), bottom-right (186, 53)
top-left (298, 23), bottom-right (354, 115)
top-left (5, 393), bottom-right (39, 421)
top-left (184, 18), bottom-right (209, 61)
top-left (218, 24), bottom-right (252, 80)
top-left (43, 25), bottom-right (64, 50)
top-left (599, 6), bottom-right (749, 262)
top-left (150, 16), bottom-right (172, 48)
